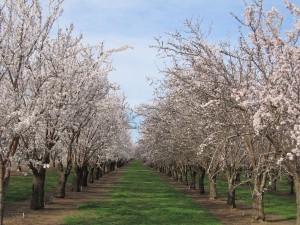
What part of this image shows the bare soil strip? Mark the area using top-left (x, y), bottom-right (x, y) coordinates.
top-left (4, 165), bottom-right (128, 225)
top-left (156, 170), bottom-right (296, 225)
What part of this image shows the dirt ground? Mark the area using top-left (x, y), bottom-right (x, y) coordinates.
top-left (3, 163), bottom-right (297, 225)
top-left (156, 171), bottom-right (296, 225)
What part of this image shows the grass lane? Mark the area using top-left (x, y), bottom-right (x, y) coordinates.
top-left (64, 160), bottom-right (221, 225)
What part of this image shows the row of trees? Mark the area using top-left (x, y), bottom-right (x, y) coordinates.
top-left (137, 0), bottom-right (300, 224)
top-left (0, 0), bottom-right (133, 224)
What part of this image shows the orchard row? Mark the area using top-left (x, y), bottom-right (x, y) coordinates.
top-left (0, 0), bottom-right (132, 224)
top-left (137, 0), bottom-right (300, 224)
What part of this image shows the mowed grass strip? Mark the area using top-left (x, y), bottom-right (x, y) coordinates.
top-left (63, 160), bottom-right (221, 225)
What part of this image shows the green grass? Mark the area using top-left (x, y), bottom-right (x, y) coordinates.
top-left (64, 160), bottom-right (221, 225)
top-left (186, 172), bottom-right (296, 220)
top-left (4, 168), bottom-right (73, 203)
top-left (214, 177), bottom-right (296, 220)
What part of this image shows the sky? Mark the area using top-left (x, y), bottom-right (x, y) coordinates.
top-left (53, 0), bottom-right (294, 141)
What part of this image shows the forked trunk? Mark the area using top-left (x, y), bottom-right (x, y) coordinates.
top-left (30, 168), bottom-right (46, 210)
top-left (208, 174), bottom-right (217, 199)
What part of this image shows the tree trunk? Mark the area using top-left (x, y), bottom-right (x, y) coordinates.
top-left (184, 165), bottom-right (188, 185)
top-left (252, 172), bottom-right (267, 221)
top-left (208, 174), bottom-right (218, 199)
top-left (105, 162), bottom-right (110, 174)
top-left (167, 166), bottom-right (172, 177)
top-left (179, 172), bottom-right (183, 183)
top-left (30, 168), bottom-right (46, 210)
top-left (89, 166), bottom-right (95, 183)
top-left (82, 165), bottom-right (89, 187)
top-left (159, 164), bottom-right (163, 172)
top-left (102, 163), bottom-right (106, 175)
top-left (198, 167), bottom-right (205, 195)
top-left (52, 159), bottom-right (56, 168)
top-left (71, 164), bottom-right (83, 192)
top-left (108, 162), bottom-right (112, 173)
top-left (0, 138), bottom-right (18, 224)
top-left (55, 173), bottom-right (69, 198)
top-left (0, 161), bottom-right (5, 225)
top-left (289, 175), bottom-right (295, 195)
top-left (252, 190), bottom-right (265, 221)
top-left (293, 174), bottom-right (300, 225)
top-left (94, 166), bottom-right (100, 180)
top-left (98, 166), bottom-right (103, 178)
top-left (55, 160), bottom-right (72, 198)
top-left (227, 178), bottom-right (236, 208)
top-left (190, 171), bottom-right (196, 189)
top-left (173, 169), bottom-right (178, 180)
top-left (269, 169), bottom-right (278, 191)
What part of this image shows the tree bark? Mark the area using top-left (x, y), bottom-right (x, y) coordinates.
top-left (252, 172), bottom-right (267, 221)
top-left (289, 175), bottom-right (295, 195)
top-left (189, 171), bottom-right (196, 189)
top-left (55, 160), bottom-right (72, 198)
top-left (184, 165), bottom-right (188, 185)
top-left (227, 177), bottom-right (236, 208)
top-left (0, 137), bottom-right (19, 224)
top-left (71, 164), bottom-right (83, 192)
top-left (208, 174), bottom-right (218, 199)
top-left (30, 168), bottom-right (46, 210)
top-left (103, 162), bottom-right (106, 175)
top-left (173, 169), bottom-right (178, 180)
top-left (293, 174), bottom-right (300, 225)
top-left (82, 165), bottom-right (89, 187)
top-left (88, 166), bottom-right (95, 183)
top-left (0, 160), bottom-right (6, 225)
top-left (55, 173), bottom-right (68, 198)
top-left (269, 169), bottom-right (278, 191)
top-left (198, 167), bottom-right (205, 195)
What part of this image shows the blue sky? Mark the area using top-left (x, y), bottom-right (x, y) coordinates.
top-left (53, 0), bottom-right (294, 141)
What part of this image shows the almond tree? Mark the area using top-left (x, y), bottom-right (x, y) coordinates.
top-left (229, 0), bottom-right (300, 222)
top-left (0, 0), bottom-right (63, 220)
top-left (139, 0), bottom-right (300, 220)
top-left (70, 93), bottom-right (132, 191)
